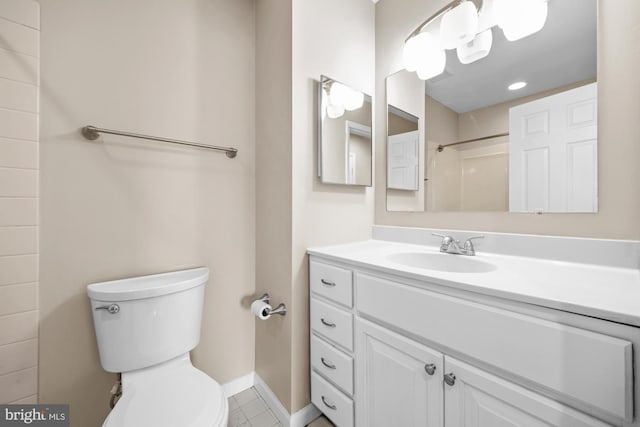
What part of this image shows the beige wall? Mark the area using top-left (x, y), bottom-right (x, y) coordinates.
top-left (291, 0), bottom-right (375, 412)
top-left (38, 0), bottom-right (256, 425)
top-left (255, 0), bottom-right (375, 413)
top-left (0, 0), bottom-right (40, 405)
top-left (255, 0), bottom-right (294, 413)
top-left (376, 0), bottom-right (640, 239)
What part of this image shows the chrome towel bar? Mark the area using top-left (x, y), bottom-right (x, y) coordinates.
top-left (81, 125), bottom-right (238, 158)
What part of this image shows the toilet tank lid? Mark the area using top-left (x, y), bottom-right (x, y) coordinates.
top-left (87, 267), bottom-right (209, 302)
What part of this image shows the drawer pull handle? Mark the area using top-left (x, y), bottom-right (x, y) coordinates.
top-left (424, 363), bottom-right (436, 376)
top-left (320, 279), bottom-right (336, 287)
top-left (321, 357), bottom-right (336, 370)
top-left (444, 373), bottom-right (456, 386)
top-left (320, 318), bottom-right (336, 328)
top-left (321, 396), bottom-right (337, 410)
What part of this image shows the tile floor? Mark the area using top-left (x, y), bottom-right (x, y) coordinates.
top-left (228, 387), bottom-right (281, 427)
top-left (228, 387), bottom-right (334, 427)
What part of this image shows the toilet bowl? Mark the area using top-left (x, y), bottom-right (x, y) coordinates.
top-left (87, 267), bottom-right (228, 427)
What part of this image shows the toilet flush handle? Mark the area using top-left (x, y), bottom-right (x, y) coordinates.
top-left (95, 304), bottom-right (120, 314)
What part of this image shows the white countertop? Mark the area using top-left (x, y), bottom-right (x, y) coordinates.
top-left (308, 239), bottom-right (640, 327)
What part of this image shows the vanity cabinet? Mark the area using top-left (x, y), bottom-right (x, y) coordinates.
top-left (309, 256), bottom-right (636, 427)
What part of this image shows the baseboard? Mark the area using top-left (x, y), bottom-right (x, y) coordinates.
top-left (291, 403), bottom-right (321, 427)
top-left (254, 373), bottom-right (321, 427)
top-left (222, 372), bottom-right (255, 398)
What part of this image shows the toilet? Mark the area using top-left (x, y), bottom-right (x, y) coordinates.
top-left (87, 267), bottom-right (228, 427)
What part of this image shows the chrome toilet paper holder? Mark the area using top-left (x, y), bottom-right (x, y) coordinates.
top-left (258, 293), bottom-right (287, 316)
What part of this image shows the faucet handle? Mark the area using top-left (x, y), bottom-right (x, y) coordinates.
top-left (432, 232), bottom-right (456, 242)
top-left (433, 233), bottom-right (456, 252)
top-left (463, 235), bottom-right (484, 255)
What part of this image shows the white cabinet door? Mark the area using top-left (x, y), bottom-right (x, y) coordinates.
top-left (387, 130), bottom-right (419, 190)
top-left (356, 319), bottom-right (443, 427)
top-left (444, 357), bottom-right (612, 427)
top-left (509, 82), bottom-right (597, 213)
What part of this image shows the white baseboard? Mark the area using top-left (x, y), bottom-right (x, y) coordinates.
top-left (291, 403), bottom-right (321, 427)
top-left (254, 373), bottom-right (321, 427)
top-left (222, 372), bottom-right (255, 398)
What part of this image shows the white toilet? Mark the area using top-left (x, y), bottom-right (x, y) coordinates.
top-left (87, 267), bottom-right (228, 427)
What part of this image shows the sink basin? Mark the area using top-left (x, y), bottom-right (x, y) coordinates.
top-left (386, 252), bottom-right (497, 273)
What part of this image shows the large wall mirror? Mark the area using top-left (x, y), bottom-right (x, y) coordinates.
top-left (386, 0), bottom-right (597, 213)
top-left (319, 75), bottom-right (373, 187)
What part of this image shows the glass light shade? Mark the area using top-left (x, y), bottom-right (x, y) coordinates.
top-left (476, 0), bottom-right (498, 32)
top-left (329, 82), bottom-right (349, 107)
top-left (416, 47), bottom-right (446, 80)
top-left (344, 88), bottom-right (364, 111)
top-left (457, 28), bottom-right (493, 64)
top-left (326, 103), bottom-right (345, 119)
top-left (495, 0), bottom-right (548, 41)
top-left (440, 1), bottom-right (479, 49)
top-left (403, 32), bottom-right (435, 72)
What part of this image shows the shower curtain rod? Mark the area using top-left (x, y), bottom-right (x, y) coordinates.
top-left (436, 132), bottom-right (508, 152)
top-left (81, 125), bottom-right (238, 158)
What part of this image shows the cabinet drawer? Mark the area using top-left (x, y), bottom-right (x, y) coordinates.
top-left (311, 334), bottom-right (354, 395)
top-left (312, 371), bottom-right (354, 427)
top-left (356, 273), bottom-right (633, 421)
top-left (311, 298), bottom-right (353, 351)
top-left (310, 259), bottom-right (353, 308)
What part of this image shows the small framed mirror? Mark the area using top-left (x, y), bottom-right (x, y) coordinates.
top-left (318, 75), bottom-right (372, 186)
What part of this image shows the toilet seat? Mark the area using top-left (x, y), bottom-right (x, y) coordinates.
top-left (103, 354), bottom-right (228, 427)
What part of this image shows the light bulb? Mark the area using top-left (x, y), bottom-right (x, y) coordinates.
top-left (344, 88), bottom-right (364, 111)
top-left (495, 0), bottom-right (548, 41)
top-left (508, 81), bottom-right (527, 90)
top-left (403, 32), bottom-right (434, 72)
top-left (326, 103), bottom-right (345, 119)
top-left (440, 1), bottom-right (479, 49)
top-left (457, 28), bottom-right (493, 64)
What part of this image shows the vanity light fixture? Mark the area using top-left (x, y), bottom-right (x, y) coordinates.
top-left (403, 0), bottom-right (549, 80)
top-left (508, 81), bottom-right (527, 90)
top-left (322, 79), bottom-right (365, 120)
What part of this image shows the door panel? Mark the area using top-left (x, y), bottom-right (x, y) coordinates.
top-left (444, 357), bottom-right (612, 427)
top-left (356, 319), bottom-right (443, 427)
top-left (509, 83), bottom-right (597, 212)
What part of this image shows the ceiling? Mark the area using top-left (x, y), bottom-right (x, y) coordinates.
top-left (425, 0), bottom-right (597, 114)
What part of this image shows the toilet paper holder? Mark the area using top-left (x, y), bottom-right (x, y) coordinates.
top-left (258, 293), bottom-right (287, 316)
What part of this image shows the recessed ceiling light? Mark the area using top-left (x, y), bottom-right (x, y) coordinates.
top-left (508, 81), bottom-right (527, 91)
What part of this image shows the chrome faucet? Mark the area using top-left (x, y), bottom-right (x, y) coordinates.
top-left (433, 233), bottom-right (484, 256)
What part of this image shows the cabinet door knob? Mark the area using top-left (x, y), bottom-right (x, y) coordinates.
top-left (321, 396), bottom-right (337, 410)
top-left (424, 363), bottom-right (436, 376)
top-left (444, 373), bottom-right (456, 386)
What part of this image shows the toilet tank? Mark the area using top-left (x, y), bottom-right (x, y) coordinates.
top-left (87, 267), bottom-right (209, 373)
